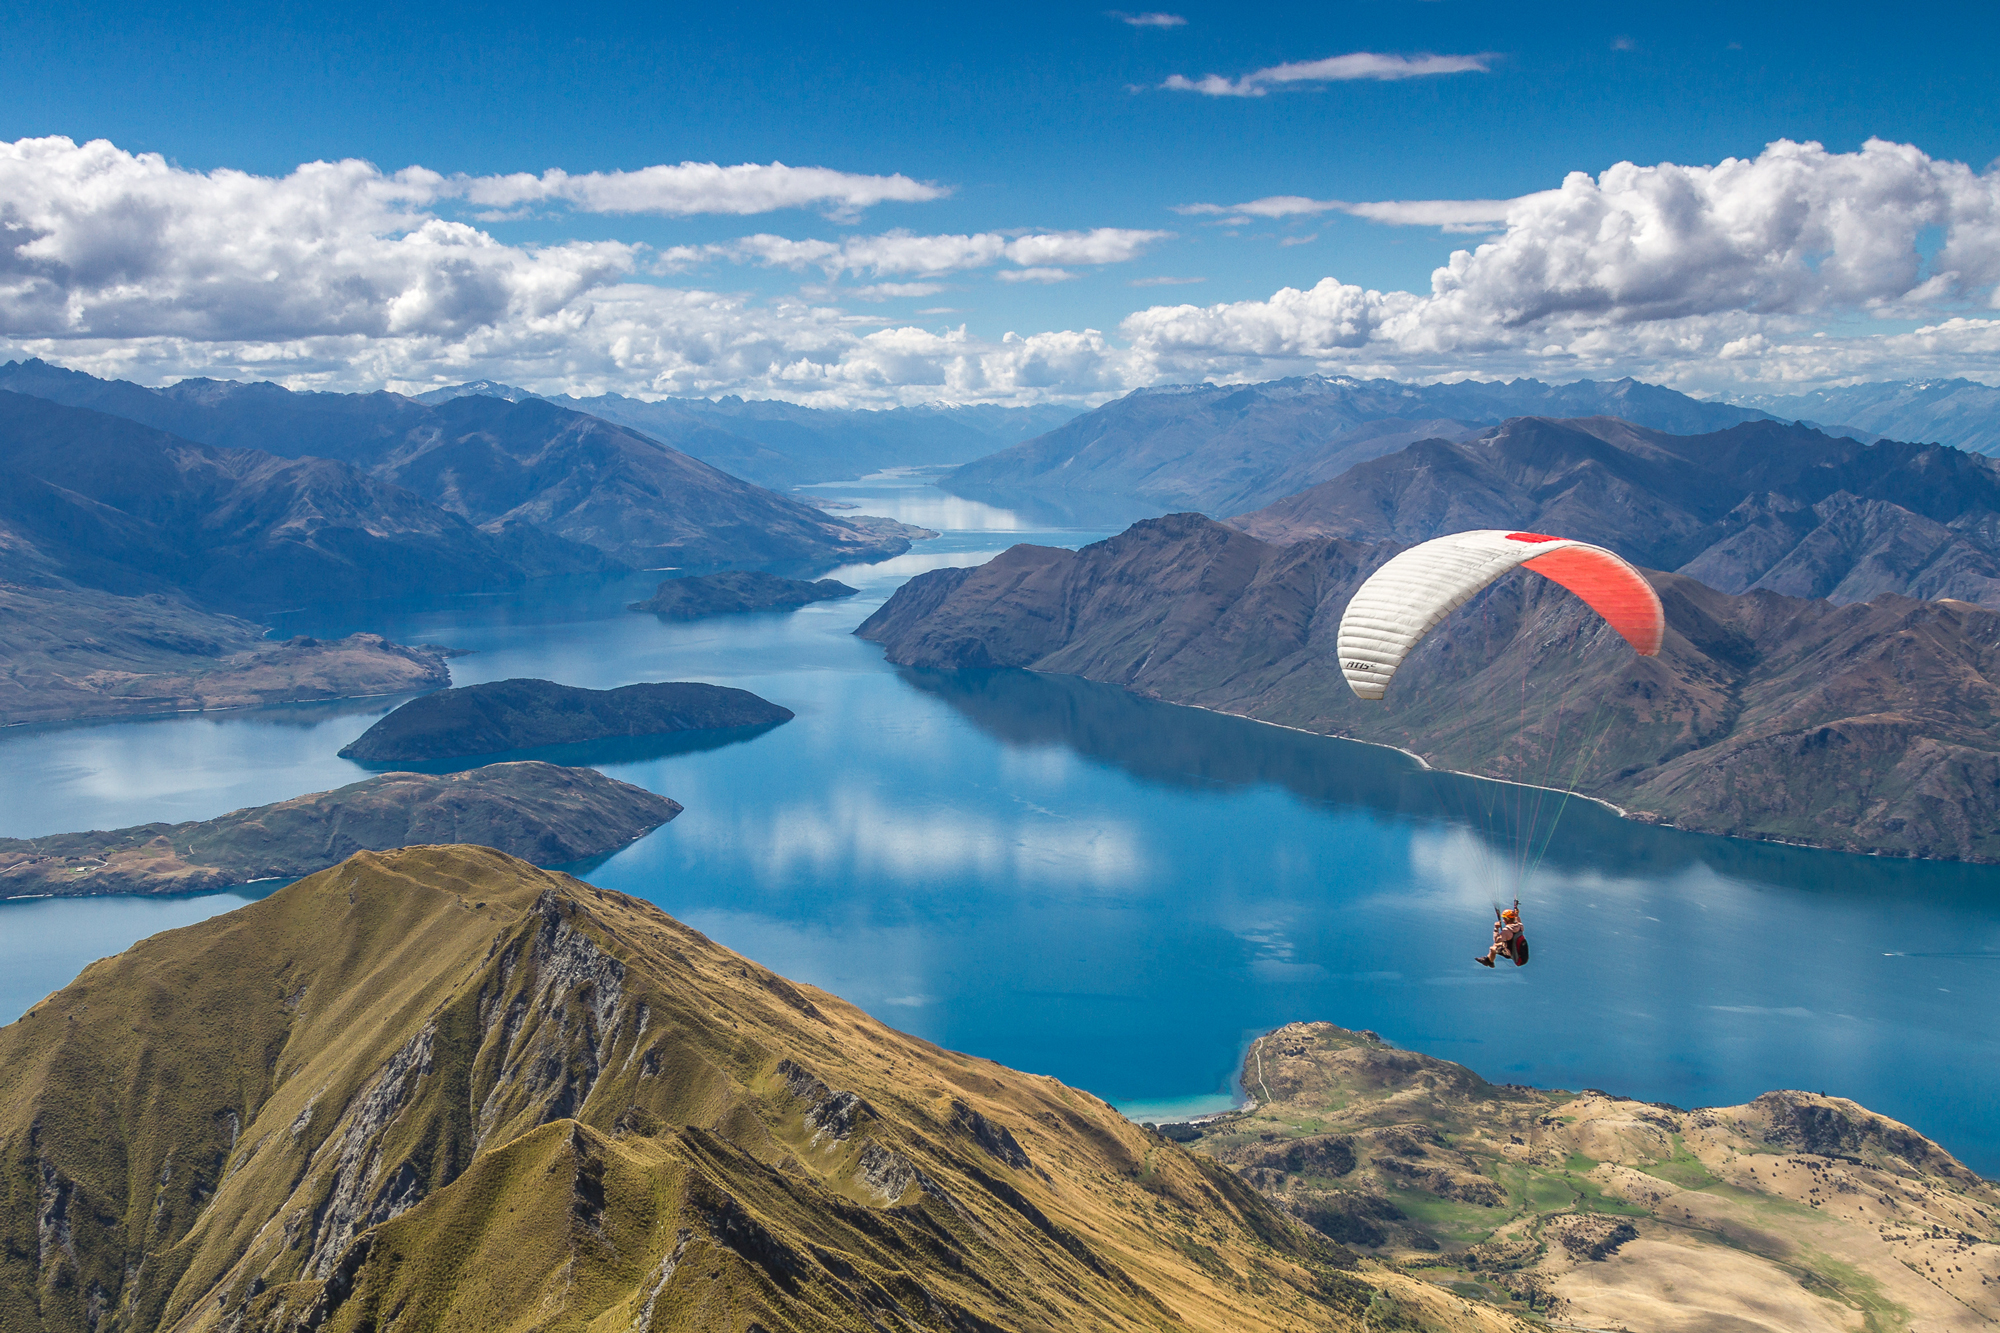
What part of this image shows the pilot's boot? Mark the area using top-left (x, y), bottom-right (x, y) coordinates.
top-left (1475, 955), bottom-right (1495, 968)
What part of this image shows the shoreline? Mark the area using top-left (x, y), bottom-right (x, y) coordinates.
top-left (1027, 670), bottom-right (1984, 865)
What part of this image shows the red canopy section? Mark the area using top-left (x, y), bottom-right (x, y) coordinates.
top-left (1521, 545), bottom-right (1665, 656)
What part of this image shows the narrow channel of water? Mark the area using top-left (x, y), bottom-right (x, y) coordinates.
top-left (5, 470), bottom-right (1997, 1171)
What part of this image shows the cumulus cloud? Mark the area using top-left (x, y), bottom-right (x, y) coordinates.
top-left (1111, 10), bottom-right (1186, 25)
top-left (1124, 139), bottom-right (2000, 389)
top-left (12, 134), bottom-right (2000, 405)
top-left (0, 136), bottom-right (636, 342)
top-left (1162, 52), bottom-right (1491, 97)
top-left (996, 267), bottom-right (1076, 283)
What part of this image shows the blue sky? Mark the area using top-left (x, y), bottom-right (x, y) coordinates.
top-left (2, 0), bottom-right (1997, 402)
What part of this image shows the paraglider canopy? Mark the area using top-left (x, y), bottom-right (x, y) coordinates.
top-left (1337, 530), bottom-right (1663, 701)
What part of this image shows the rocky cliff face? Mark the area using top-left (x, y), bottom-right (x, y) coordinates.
top-left (1234, 416), bottom-right (2000, 609)
top-left (0, 762), bottom-right (680, 896)
top-left (0, 846), bottom-right (1510, 1333)
top-left (1187, 1023), bottom-right (2000, 1331)
top-left (857, 514), bottom-right (2000, 860)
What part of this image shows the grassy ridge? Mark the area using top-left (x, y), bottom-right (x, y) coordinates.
top-left (1, 848), bottom-right (1528, 1333)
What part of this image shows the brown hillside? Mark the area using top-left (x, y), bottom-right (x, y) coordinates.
top-left (1188, 1023), bottom-right (2000, 1331)
top-left (0, 846), bottom-right (1523, 1333)
top-left (856, 514), bottom-right (2000, 860)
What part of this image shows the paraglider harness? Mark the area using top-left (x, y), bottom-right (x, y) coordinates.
top-left (1492, 900), bottom-right (1529, 966)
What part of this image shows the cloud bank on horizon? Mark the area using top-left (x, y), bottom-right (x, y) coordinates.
top-left (3, 133), bottom-right (1999, 406)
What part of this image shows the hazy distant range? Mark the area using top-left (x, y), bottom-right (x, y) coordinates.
top-left (412, 380), bottom-right (1079, 489)
top-left (935, 374), bottom-right (2000, 525)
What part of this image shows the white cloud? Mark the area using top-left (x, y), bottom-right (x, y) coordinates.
top-left (1123, 138), bottom-right (2000, 391)
top-left (455, 161), bottom-right (945, 221)
top-left (826, 281), bottom-right (950, 302)
top-left (1111, 10), bottom-right (1186, 25)
top-left (1176, 194), bottom-right (1519, 232)
top-left (996, 267), bottom-right (1076, 283)
top-left (0, 136), bottom-right (636, 342)
top-left (689, 227), bottom-right (1168, 278)
top-left (12, 134), bottom-right (2000, 406)
top-left (1162, 52), bottom-right (1492, 97)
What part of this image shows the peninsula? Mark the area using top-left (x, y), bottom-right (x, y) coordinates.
top-left (0, 583), bottom-right (454, 726)
top-left (857, 514), bottom-right (2000, 862)
top-left (629, 569), bottom-right (858, 619)
top-left (0, 762), bottom-right (679, 895)
top-left (339, 677), bottom-right (794, 762)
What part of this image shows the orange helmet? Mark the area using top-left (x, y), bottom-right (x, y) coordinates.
top-left (1501, 908), bottom-right (1519, 922)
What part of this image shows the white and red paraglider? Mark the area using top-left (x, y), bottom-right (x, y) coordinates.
top-left (1334, 530), bottom-right (1666, 969)
top-left (1337, 530), bottom-right (1663, 701)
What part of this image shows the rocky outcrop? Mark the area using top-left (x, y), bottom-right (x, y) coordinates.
top-left (339, 678), bottom-right (793, 762)
top-left (0, 761), bottom-right (680, 896)
top-left (857, 513), bottom-right (2000, 861)
top-left (1195, 1022), bottom-right (2000, 1328)
top-left (630, 570), bottom-right (858, 620)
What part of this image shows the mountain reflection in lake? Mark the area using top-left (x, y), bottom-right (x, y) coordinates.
top-left (4, 474), bottom-right (1998, 1174)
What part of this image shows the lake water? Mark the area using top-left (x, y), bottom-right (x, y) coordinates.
top-left (5, 469), bottom-right (1999, 1173)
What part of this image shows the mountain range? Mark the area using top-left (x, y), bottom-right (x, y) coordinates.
top-left (857, 512), bottom-right (2000, 860)
top-left (939, 376), bottom-right (1792, 521)
top-left (0, 391), bottom-right (611, 611)
top-left (0, 360), bottom-right (917, 573)
top-left (414, 380), bottom-right (1079, 489)
top-left (1234, 415), bottom-right (2000, 609)
top-left (1733, 377), bottom-right (2000, 453)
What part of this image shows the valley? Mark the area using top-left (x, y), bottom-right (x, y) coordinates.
top-left (12, 16), bottom-right (2000, 1329)
top-left (4, 377), bottom-right (2000, 1333)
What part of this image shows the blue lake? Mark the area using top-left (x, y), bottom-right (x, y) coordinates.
top-left (4, 470), bottom-right (1998, 1172)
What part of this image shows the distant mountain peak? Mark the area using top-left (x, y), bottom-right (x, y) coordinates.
top-left (409, 379), bottom-right (541, 405)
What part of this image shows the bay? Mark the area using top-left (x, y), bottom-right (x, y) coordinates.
top-left (4, 469), bottom-right (1997, 1173)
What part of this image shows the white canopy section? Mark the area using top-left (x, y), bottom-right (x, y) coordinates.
top-left (1336, 530), bottom-right (1665, 701)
